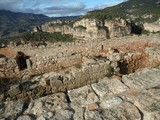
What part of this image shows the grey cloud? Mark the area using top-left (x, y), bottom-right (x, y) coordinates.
top-left (0, 0), bottom-right (86, 16)
top-left (0, 0), bottom-right (22, 11)
top-left (0, 0), bottom-right (125, 16)
top-left (44, 2), bottom-right (87, 16)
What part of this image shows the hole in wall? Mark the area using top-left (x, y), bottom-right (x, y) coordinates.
top-left (16, 51), bottom-right (29, 71)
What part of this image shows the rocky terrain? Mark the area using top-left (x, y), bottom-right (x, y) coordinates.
top-left (0, 33), bottom-right (160, 119)
top-left (0, 0), bottom-right (160, 119)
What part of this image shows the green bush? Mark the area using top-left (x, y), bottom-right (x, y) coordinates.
top-left (21, 32), bottom-right (75, 43)
top-left (74, 63), bottom-right (82, 69)
top-left (106, 66), bottom-right (114, 77)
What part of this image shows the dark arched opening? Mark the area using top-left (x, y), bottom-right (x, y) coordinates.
top-left (131, 22), bottom-right (143, 35)
top-left (131, 25), bottom-right (143, 35)
top-left (0, 54), bottom-right (6, 58)
top-left (16, 51), bottom-right (29, 71)
top-left (118, 60), bottom-right (129, 75)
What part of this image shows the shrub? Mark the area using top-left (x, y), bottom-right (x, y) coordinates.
top-left (106, 66), bottom-right (114, 77)
top-left (21, 32), bottom-right (75, 43)
top-left (74, 63), bottom-right (82, 69)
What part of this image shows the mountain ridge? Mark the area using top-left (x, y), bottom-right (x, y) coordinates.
top-left (82, 0), bottom-right (160, 23)
top-left (0, 9), bottom-right (80, 38)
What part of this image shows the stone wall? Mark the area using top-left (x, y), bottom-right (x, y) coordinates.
top-left (3, 57), bottom-right (112, 100)
top-left (0, 58), bottom-right (19, 78)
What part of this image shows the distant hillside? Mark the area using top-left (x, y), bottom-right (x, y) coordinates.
top-left (82, 0), bottom-right (160, 22)
top-left (0, 10), bottom-right (80, 39)
top-left (0, 10), bottom-right (48, 37)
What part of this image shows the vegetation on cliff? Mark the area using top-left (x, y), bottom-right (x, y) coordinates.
top-left (81, 0), bottom-right (160, 23)
top-left (21, 32), bottom-right (75, 43)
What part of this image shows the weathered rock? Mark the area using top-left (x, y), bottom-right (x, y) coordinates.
top-left (108, 53), bottom-right (121, 62)
top-left (25, 93), bottom-right (68, 116)
top-left (1, 100), bottom-right (24, 119)
top-left (144, 20), bottom-right (160, 32)
top-left (68, 85), bottom-right (99, 107)
top-left (26, 100), bottom-right (47, 115)
top-left (8, 84), bottom-right (21, 97)
top-left (36, 112), bottom-right (54, 120)
top-left (134, 86), bottom-right (160, 120)
top-left (0, 102), bottom-right (5, 116)
top-left (86, 103), bottom-right (99, 111)
top-left (17, 115), bottom-right (32, 120)
top-left (110, 61), bottom-right (118, 68)
top-left (91, 77), bottom-right (127, 99)
top-left (72, 106), bottom-right (84, 120)
top-left (101, 102), bottom-right (141, 120)
top-left (47, 109), bottom-right (74, 120)
top-left (146, 47), bottom-right (160, 63)
top-left (100, 96), bottom-right (123, 109)
top-left (0, 57), bottom-right (7, 65)
top-left (85, 110), bottom-right (103, 120)
top-left (26, 59), bottom-right (32, 69)
top-left (122, 68), bottom-right (160, 89)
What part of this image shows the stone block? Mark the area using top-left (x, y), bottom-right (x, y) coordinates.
top-left (86, 103), bottom-right (99, 111)
top-left (8, 84), bottom-right (21, 97)
top-left (50, 80), bottom-right (64, 93)
top-left (0, 58), bottom-right (7, 65)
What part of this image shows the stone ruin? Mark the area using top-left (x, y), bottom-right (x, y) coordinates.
top-left (0, 33), bottom-right (160, 119)
top-left (0, 34), bottom-right (159, 98)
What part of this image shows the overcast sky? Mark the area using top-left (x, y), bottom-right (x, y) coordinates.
top-left (0, 0), bottom-right (126, 17)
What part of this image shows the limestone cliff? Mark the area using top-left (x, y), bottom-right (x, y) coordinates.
top-left (144, 19), bottom-right (160, 32)
top-left (33, 18), bottom-right (131, 39)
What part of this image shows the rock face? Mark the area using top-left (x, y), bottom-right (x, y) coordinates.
top-left (122, 68), bottom-right (160, 89)
top-left (34, 18), bottom-right (131, 39)
top-left (144, 19), bottom-right (160, 32)
top-left (1, 65), bottom-right (160, 119)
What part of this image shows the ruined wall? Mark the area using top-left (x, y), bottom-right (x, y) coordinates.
top-left (5, 57), bottom-right (111, 100)
top-left (0, 58), bottom-right (19, 78)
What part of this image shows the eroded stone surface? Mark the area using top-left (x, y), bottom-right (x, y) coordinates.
top-left (134, 86), bottom-right (160, 120)
top-left (1, 67), bottom-right (160, 119)
top-left (91, 77), bottom-right (127, 99)
top-left (122, 68), bottom-right (160, 89)
top-left (0, 100), bottom-right (24, 119)
top-left (24, 93), bottom-right (68, 116)
top-left (100, 96), bottom-right (123, 109)
top-left (17, 115), bottom-right (32, 120)
top-left (68, 85), bottom-right (99, 107)
top-left (101, 102), bottom-right (141, 120)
